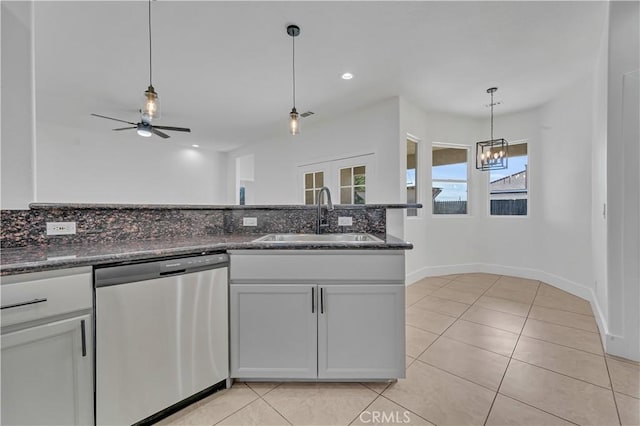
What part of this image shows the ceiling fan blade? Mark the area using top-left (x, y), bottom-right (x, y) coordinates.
top-left (91, 113), bottom-right (137, 125)
top-left (150, 127), bottom-right (170, 139)
top-left (112, 127), bottom-right (136, 131)
top-left (152, 125), bottom-right (191, 133)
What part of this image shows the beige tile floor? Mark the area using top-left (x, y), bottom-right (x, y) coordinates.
top-left (159, 273), bottom-right (640, 426)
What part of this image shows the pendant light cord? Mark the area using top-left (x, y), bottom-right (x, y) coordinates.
top-left (148, 0), bottom-right (153, 87)
top-left (490, 90), bottom-right (494, 140)
top-left (292, 34), bottom-right (296, 109)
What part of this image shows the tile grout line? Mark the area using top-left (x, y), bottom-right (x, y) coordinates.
top-left (524, 315), bottom-right (600, 334)
top-left (211, 384), bottom-right (262, 426)
top-left (605, 355), bottom-right (640, 367)
top-left (602, 340), bottom-right (624, 426)
top-left (518, 333), bottom-right (605, 357)
top-left (411, 356), bottom-right (504, 394)
top-left (410, 275), bottom-right (502, 369)
top-left (346, 394), bottom-right (381, 426)
top-left (508, 354), bottom-right (614, 391)
top-left (482, 280), bottom-right (542, 426)
top-left (414, 304), bottom-right (604, 360)
top-left (257, 393), bottom-right (294, 426)
top-left (494, 392), bottom-right (581, 425)
top-left (413, 338), bottom-right (619, 396)
top-left (376, 393), bottom-right (435, 425)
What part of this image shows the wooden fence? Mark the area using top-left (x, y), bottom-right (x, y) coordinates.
top-left (432, 199), bottom-right (528, 215)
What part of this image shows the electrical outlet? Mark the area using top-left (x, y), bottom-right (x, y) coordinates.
top-left (338, 216), bottom-right (353, 226)
top-left (46, 221), bottom-right (76, 236)
top-left (242, 217), bottom-right (257, 227)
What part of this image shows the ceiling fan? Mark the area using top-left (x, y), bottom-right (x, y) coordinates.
top-left (90, 113), bottom-right (190, 139)
top-left (91, 0), bottom-right (191, 139)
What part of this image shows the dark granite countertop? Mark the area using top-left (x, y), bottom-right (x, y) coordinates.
top-left (0, 234), bottom-right (412, 276)
top-left (29, 203), bottom-right (423, 210)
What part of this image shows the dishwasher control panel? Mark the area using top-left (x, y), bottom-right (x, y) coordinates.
top-left (95, 253), bottom-right (229, 287)
top-left (160, 254), bottom-right (228, 274)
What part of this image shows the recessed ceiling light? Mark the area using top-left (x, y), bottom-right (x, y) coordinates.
top-left (341, 72), bottom-right (354, 80)
top-left (191, 144), bottom-right (200, 148)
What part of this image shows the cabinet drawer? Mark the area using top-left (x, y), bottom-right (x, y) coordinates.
top-left (1, 267), bottom-right (92, 328)
top-left (229, 250), bottom-right (404, 282)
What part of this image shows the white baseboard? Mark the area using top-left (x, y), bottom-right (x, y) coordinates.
top-left (405, 263), bottom-right (483, 285)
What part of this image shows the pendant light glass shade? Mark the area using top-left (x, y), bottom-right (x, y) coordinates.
top-left (141, 85), bottom-right (160, 123)
top-left (287, 25), bottom-right (300, 135)
top-left (476, 87), bottom-right (508, 171)
top-left (290, 107), bottom-right (299, 135)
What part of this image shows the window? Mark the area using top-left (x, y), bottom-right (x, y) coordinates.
top-left (406, 139), bottom-right (419, 216)
top-left (298, 153), bottom-right (373, 205)
top-left (304, 171), bottom-right (325, 205)
top-left (339, 165), bottom-right (366, 204)
top-left (490, 142), bottom-right (528, 216)
top-left (432, 146), bottom-right (469, 215)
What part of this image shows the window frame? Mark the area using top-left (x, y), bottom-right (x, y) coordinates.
top-left (338, 164), bottom-right (367, 205)
top-left (487, 139), bottom-right (529, 218)
top-left (431, 143), bottom-right (471, 217)
top-left (406, 136), bottom-right (422, 218)
top-left (302, 170), bottom-right (326, 205)
top-left (297, 153), bottom-right (375, 205)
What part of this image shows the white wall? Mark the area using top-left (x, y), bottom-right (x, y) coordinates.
top-left (35, 122), bottom-right (228, 204)
top-left (227, 97), bottom-right (403, 234)
top-left (405, 76), bottom-right (598, 307)
top-left (591, 7), bottom-right (609, 325)
top-left (1, 1), bottom-right (35, 209)
top-left (1, 1), bottom-right (229, 207)
top-left (605, 0), bottom-right (639, 361)
top-left (403, 110), bottom-right (484, 282)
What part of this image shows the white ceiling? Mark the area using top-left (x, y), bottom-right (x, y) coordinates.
top-left (33, 1), bottom-right (607, 151)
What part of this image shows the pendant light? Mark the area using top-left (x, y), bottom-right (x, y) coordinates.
top-left (141, 0), bottom-right (160, 125)
top-left (287, 24), bottom-right (300, 135)
top-left (476, 87), bottom-right (508, 171)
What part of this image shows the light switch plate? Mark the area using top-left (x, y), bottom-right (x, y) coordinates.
top-left (242, 217), bottom-right (257, 226)
top-left (46, 221), bottom-right (77, 236)
top-left (338, 216), bottom-right (353, 226)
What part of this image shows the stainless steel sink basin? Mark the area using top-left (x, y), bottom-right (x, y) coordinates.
top-left (252, 233), bottom-right (384, 243)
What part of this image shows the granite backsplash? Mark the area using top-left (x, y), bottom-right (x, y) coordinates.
top-left (1, 205), bottom-right (386, 249)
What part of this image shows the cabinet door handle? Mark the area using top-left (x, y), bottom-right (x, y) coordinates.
top-left (320, 288), bottom-right (324, 314)
top-left (80, 319), bottom-right (87, 357)
top-left (1, 298), bottom-right (47, 310)
top-left (311, 287), bottom-right (315, 313)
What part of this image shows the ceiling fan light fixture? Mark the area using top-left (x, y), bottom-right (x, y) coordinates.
top-left (141, 85), bottom-right (160, 123)
top-left (137, 123), bottom-right (153, 137)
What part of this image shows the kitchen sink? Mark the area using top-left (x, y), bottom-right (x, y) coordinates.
top-left (252, 233), bottom-right (384, 243)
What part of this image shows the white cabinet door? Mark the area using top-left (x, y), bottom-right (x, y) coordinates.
top-left (1, 314), bottom-right (93, 426)
top-left (318, 285), bottom-right (405, 379)
top-left (230, 284), bottom-right (317, 379)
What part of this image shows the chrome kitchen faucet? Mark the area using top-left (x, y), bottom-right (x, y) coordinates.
top-left (316, 187), bottom-right (334, 234)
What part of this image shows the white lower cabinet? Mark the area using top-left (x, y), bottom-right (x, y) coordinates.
top-left (231, 284), bottom-right (318, 379)
top-left (229, 250), bottom-right (406, 381)
top-left (1, 314), bottom-right (93, 425)
top-left (1, 267), bottom-right (93, 426)
top-left (318, 284), bottom-right (404, 379)
top-left (230, 282), bottom-right (404, 380)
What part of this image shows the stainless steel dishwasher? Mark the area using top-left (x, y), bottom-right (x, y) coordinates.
top-left (94, 253), bottom-right (229, 426)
